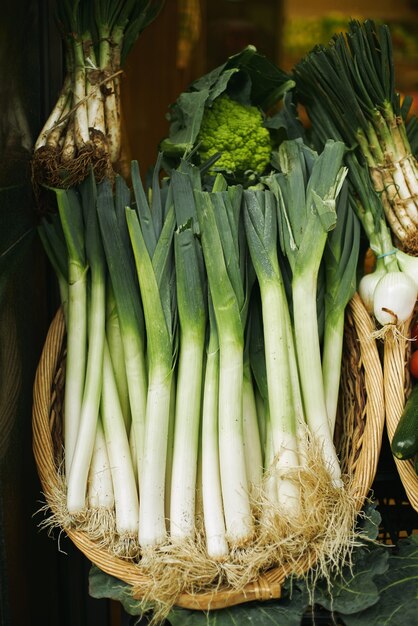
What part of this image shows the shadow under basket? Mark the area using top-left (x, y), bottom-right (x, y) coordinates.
top-left (32, 292), bottom-right (385, 611)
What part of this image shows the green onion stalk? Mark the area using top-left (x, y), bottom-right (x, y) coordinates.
top-left (293, 19), bottom-right (418, 254)
top-left (306, 99), bottom-right (418, 330)
top-left (32, 0), bottom-right (165, 190)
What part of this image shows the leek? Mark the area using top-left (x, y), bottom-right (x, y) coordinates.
top-left (126, 163), bottom-right (176, 548)
top-left (269, 139), bottom-right (348, 487)
top-left (321, 181), bottom-right (360, 433)
top-left (66, 174), bottom-right (106, 514)
top-left (243, 187), bottom-right (301, 513)
top-left (96, 177), bottom-right (148, 486)
top-left (54, 187), bottom-right (88, 479)
top-left (195, 183), bottom-right (253, 547)
top-left (32, 0), bottom-right (166, 188)
top-left (169, 168), bottom-right (207, 542)
top-left (200, 297), bottom-right (228, 559)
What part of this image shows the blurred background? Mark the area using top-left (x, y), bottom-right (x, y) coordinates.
top-left (0, 1), bottom-right (417, 624)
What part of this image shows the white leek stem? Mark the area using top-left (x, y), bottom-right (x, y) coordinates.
top-left (101, 340), bottom-right (139, 536)
top-left (88, 418), bottom-right (114, 510)
top-left (218, 338), bottom-right (253, 546)
top-left (67, 268), bottom-right (106, 513)
top-left (293, 275), bottom-right (343, 487)
top-left (242, 364), bottom-right (263, 494)
top-left (138, 366), bottom-right (173, 548)
top-left (261, 282), bottom-right (301, 514)
top-left (64, 267), bottom-right (87, 478)
top-left (73, 39), bottom-right (90, 148)
top-left (322, 312), bottom-right (345, 436)
top-left (201, 338), bottom-right (228, 560)
top-left (35, 75), bottom-right (71, 150)
top-left (170, 332), bottom-right (204, 541)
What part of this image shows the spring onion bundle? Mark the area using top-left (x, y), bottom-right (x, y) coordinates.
top-left (32, 0), bottom-right (165, 190)
top-left (293, 19), bottom-right (418, 254)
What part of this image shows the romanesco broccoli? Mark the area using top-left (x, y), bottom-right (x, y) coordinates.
top-left (196, 95), bottom-right (272, 175)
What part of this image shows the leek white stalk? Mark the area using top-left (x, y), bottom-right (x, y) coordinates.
top-left (101, 340), bottom-right (139, 536)
top-left (322, 184), bottom-right (360, 434)
top-left (55, 187), bottom-right (88, 478)
top-left (67, 176), bottom-right (106, 514)
top-left (201, 302), bottom-right (228, 560)
top-left (126, 198), bottom-right (176, 548)
top-left (169, 170), bottom-right (207, 542)
top-left (195, 188), bottom-right (253, 547)
top-left (242, 361), bottom-right (263, 494)
top-left (87, 418), bottom-right (115, 511)
top-left (105, 283), bottom-right (131, 433)
top-left (96, 179), bottom-right (148, 484)
top-left (244, 188), bottom-right (301, 514)
top-left (271, 139), bottom-right (347, 487)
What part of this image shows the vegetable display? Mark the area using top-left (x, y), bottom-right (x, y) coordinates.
top-left (32, 11), bottom-right (418, 625)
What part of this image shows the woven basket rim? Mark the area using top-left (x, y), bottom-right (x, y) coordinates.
top-left (32, 293), bottom-right (385, 610)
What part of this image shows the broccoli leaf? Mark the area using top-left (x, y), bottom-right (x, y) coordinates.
top-left (160, 46), bottom-right (294, 160)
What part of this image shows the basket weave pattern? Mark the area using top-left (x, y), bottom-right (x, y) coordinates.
top-left (32, 292), bottom-right (385, 610)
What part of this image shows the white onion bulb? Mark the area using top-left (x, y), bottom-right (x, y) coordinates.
top-left (358, 269), bottom-right (386, 314)
top-left (373, 271), bottom-right (417, 326)
top-left (396, 249), bottom-right (418, 289)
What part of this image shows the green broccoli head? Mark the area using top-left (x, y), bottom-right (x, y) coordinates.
top-left (196, 95), bottom-right (273, 176)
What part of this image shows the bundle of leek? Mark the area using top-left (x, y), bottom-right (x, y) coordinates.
top-left (32, 0), bottom-right (165, 190)
top-left (37, 141), bottom-right (363, 610)
top-left (293, 19), bottom-right (418, 254)
top-left (261, 139), bottom-right (359, 486)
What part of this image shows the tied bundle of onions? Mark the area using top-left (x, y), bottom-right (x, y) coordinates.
top-left (32, 0), bottom-right (165, 191)
top-left (293, 19), bottom-right (418, 255)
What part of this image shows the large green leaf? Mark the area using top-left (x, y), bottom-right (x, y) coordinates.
top-left (88, 502), bottom-right (418, 626)
top-left (312, 545), bottom-right (389, 615)
top-left (168, 593), bottom-right (308, 626)
top-left (341, 535), bottom-right (418, 626)
top-left (89, 566), bottom-right (149, 617)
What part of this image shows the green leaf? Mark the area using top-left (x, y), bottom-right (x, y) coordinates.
top-left (161, 45), bottom-right (294, 160)
top-left (88, 566), bottom-right (146, 617)
top-left (342, 536), bottom-right (418, 626)
top-left (313, 546), bottom-right (390, 615)
top-left (168, 592), bottom-right (307, 626)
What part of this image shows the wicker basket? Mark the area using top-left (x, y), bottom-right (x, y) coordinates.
top-left (383, 316), bottom-right (418, 513)
top-left (32, 292), bottom-right (385, 610)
